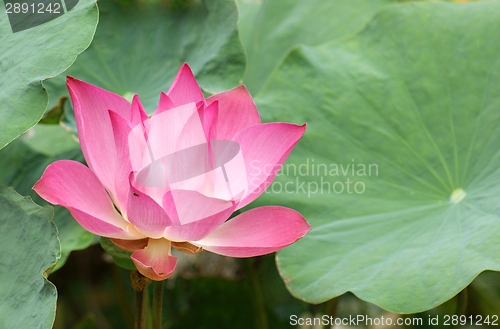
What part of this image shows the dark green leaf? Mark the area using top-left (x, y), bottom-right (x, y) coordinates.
top-left (44, 0), bottom-right (246, 112)
top-left (0, 0), bottom-right (98, 149)
top-left (0, 186), bottom-right (59, 328)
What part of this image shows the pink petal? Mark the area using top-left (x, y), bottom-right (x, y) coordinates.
top-left (174, 106), bottom-right (209, 155)
top-left (67, 77), bottom-right (132, 205)
top-left (131, 238), bottom-right (177, 281)
top-left (153, 92), bottom-right (175, 116)
top-left (166, 63), bottom-right (205, 107)
top-left (233, 123), bottom-right (306, 209)
top-left (127, 177), bottom-right (172, 238)
top-left (130, 94), bottom-right (149, 127)
top-left (109, 110), bottom-right (133, 212)
top-left (194, 206), bottom-right (311, 257)
top-left (199, 100), bottom-right (218, 143)
top-left (132, 161), bottom-right (170, 206)
top-left (66, 208), bottom-right (126, 236)
top-left (209, 140), bottom-right (248, 201)
top-left (162, 190), bottom-right (236, 241)
top-left (33, 160), bottom-right (144, 239)
top-left (137, 102), bottom-right (210, 203)
top-left (207, 85), bottom-right (261, 140)
top-left (147, 102), bottom-right (206, 161)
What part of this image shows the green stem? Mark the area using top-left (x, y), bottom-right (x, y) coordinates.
top-left (134, 288), bottom-right (147, 329)
top-left (130, 271), bottom-right (151, 329)
top-left (113, 267), bottom-right (134, 329)
top-left (152, 280), bottom-right (164, 329)
top-left (244, 258), bottom-right (269, 329)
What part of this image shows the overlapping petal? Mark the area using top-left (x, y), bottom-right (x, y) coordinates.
top-left (147, 102), bottom-right (206, 162)
top-left (153, 92), bottom-right (175, 116)
top-left (109, 110), bottom-right (134, 211)
top-left (127, 179), bottom-right (172, 238)
top-left (67, 77), bottom-right (132, 205)
top-left (163, 189), bottom-right (236, 241)
top-left (207, 85), bottom-right (261, 140)
top-left (166, 63), bottom-right (205, 107)
top-left (194, 206), bottom-right (312, 257)
top-left (33, 160), bottom-right (144, 239)
top-left (130, 94), bottom-right (149, 128)
top-left (199, 100), bottom-right (218, 145)
top-left (233, 123), bottom-right (307, 209)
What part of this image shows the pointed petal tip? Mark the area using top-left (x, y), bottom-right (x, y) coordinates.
top-left (66, 75), bottom-right (77, 87)
top-left (66, 75), bottom-right (87, 88)
top-left (298, 122), bottom-right (307, 134)
top-left (177, 63), bottom-right (195, 76)
top-left (167, 63), bottom-right (204, 106)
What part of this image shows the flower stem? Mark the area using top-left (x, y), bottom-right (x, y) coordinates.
top-left (135, 289), bottom-right (147, 329)
top-left (130, 271), bottom-right (151, 329)
top-left (244, 258), bottom-right (268, 329)
top-left (152, 280), bottom-right (164, 329)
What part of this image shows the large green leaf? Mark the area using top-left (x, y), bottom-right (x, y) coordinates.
top-left (0, 186), bottom-right (59, 328)
top-left (0, 0), bottom-right (97, 149)
top-left (236, 0), bottom-right (394, 94)
top-left (0, 136), bottom-right (94, 271)
top-left (44, 0), bottom-right (246, 111)
top-left (254, 2), bottom-right (500, 312)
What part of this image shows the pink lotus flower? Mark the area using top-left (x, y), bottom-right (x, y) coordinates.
top-left (34, 64), bottom-right (311, 280)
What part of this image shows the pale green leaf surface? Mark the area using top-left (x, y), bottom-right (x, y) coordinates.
top-left (254, 2), bottom-right (500, 312)
top-left (0, 186), bottom-right (59, 328)
top-left (0, 0), bottom-right (98, 149)
top-left (21, 124), bottom-right (79, 156)
top-left (44, 0), bottom-right (246, 111)
top-left (236, 0), bottom-right (394, 94)
top-left (0, 138), bottom-right (94, 271)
